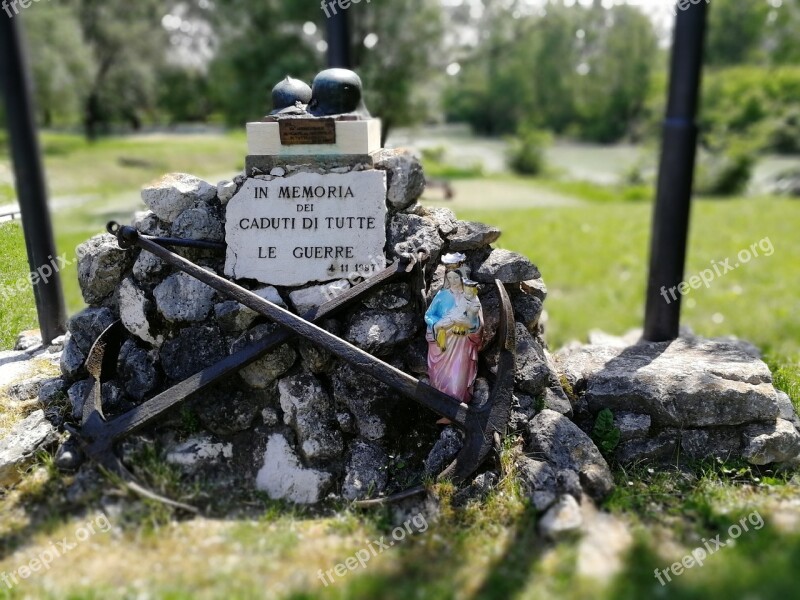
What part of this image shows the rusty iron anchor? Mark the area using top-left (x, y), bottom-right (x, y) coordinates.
top-left (73, 222), bottom-right (516, 507)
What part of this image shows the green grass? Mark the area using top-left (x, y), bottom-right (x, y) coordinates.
top-left (0, 223), bottom-right (37, 349)
top-left (454, 197), bottom-right (800, 359)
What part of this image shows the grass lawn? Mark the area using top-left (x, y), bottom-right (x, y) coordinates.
top-left (1, 134), bottom-right (799, 599)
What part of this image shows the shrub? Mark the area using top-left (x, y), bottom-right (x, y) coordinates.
top-left (507, 126), bottom-right (551, 176)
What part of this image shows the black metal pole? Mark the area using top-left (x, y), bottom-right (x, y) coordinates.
top-left (0, 16), bottom-right (67, 344)
top-left (326, 8), bottom-right (352, 68)
top-left (643, 3), bottom-right (709, 342)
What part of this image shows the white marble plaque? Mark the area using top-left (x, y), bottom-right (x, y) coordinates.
top-left (225, 171), bottom-right (388, 286)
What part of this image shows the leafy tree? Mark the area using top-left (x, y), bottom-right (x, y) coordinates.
top-left (67, 0), bottom-right (169, 138)
top-left (204, 0), bottom-right (321, 127)
top-left (351, 0), bottom-right (444, 142)
top-left (705, 0), bottom-right (772, 67)
top-left (22, 6), bottom-right (95, 127)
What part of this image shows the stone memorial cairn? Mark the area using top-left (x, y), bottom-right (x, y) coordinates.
top-left (3, 70), bottom-right (797, 532)
top-left (48, 69), bottom-right (569, 508)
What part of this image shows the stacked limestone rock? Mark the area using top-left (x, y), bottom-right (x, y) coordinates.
top-left (555, 331), bottom-right (800, 467)
top-left (47, 149), bottom-right (614, 509)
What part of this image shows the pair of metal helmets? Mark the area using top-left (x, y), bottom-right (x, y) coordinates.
top-left (270, 69), bottom-right (370, 118)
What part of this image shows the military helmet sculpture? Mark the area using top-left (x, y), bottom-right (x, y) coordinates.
top-left (269, 68), bottom-right (371, 119)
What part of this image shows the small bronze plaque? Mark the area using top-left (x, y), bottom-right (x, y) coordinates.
top-left (279, 119), bottom-right (337, 145)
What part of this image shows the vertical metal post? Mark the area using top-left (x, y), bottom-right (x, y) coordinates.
top-left (0, 16), bottom-right (67, 344)
top-left (643, 3), bottom-right (709, 342)
top-left (327, 8), bottom-right (352, 68)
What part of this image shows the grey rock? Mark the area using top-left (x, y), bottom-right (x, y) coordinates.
top-left (472, 377), bottom-right (490, 409)
top-left (520, 278), bottom-right (548, 302)
top-left (165, 434), bottom-right (233, 472)
top-left (118, 277), bottom-right (162, 347)
top-left (132, 251), bottom-right (168, 287)
top-left (59, 333), bottom-right (86, 380)
top-left (556, 336), bottom-right (781, 428)
top-left (154, 271), bottom-right (217, 323)
top-left (232, 324), bottom-right (296, 389)
top-left (423, 207), bottom-right (458, 237)
top-left (68, 379), bottom-right (94, 421)
top-left (374, 149), bottom-right (425, 211)
top-left (278, 373), bottom-right (343, 463)
top-left (681, 428), bottom-right (742, 460)
top-left (345, 310), bottom-right (418, 356)
top-left (255, 433), bottom-right (332, 504)
top-left (141, 173), bottom-right (216, 223)
top-left (557, 469), bottom-right (583, 501)
top-left (161, 325), bottom-right (228, 381)
top-left (513, 323), bottom-right (550, 397)
top-left (446, 221), bottom-right (501, 252)
top-left (38, 378), bottom-right (68, 408)
top-left (193, 385), bottom-right (266, 436)
top-left (68, 307), bottom-right (116, 355)
top-left (615, 412), bottom-right (651, 442)
top-left (404, 338), bottom-right (429, 376)
top-left (336, 411), bottom-right (356, 434)
top-left (0, 410), bottom-right (58, 487)
top-left (454, 471), bottom-right (499, 505)
top-left (615, 430), bottom-right (679, 464)
top-left (517, 456), bottom-right (558, 511)
top-left (262, 407), bottom-right (280, 427)
top-left (215, 301), bottom-right (257, 335)
top-left (742, 419), bottom-right (800, 465)
top-left (133, 211), bottom-right (170, 237)
top-left (217, 180), bottom-right (238, 205)
top-left (388, 213), bottom-right (445, 262)
top-left (297, 339), bottom-right (333, 375)
top-left (55, 436), bottom-right (84, 472)
top-left (539, 495), bottom-right (583, 541)
top-left (424, 427), bottom-right (463, 476)
top-left (331, 362), bottom-right (400, 440)
top-left (776, 391), bottom-right (799, 422)
top-left (289, 280), bottom-right (349, 315)
top-left (76, 234), bottom-right (133, 305)
top-left (7, 375), bottom-right (54, 404)
top-left (47, 335), bottom-right (66, 353)
top-left (509, 410), bottom-right (531, 433)
top-left (172, 206), bottom-right (225, 242)
top-left (544, 386), bottom-right (572, 416)
top-left (14, 331), bottom-right (42, 351)
top-left (511, 291), bottom-right (544, 333)
top-left (100, 380), bottom-right (129, 414)
top-left (475, 249), bottom-right (540, 284)
top-left (342, 439), bottom-right (389, 501)
top-left (527, 409), bottom-right (614, 501)
top-left (362, 283), bottom-right (412, 311)
top-left (117, 340), bottom-right (159, 401)
top-left (215, 286), bottom-right (286, 335)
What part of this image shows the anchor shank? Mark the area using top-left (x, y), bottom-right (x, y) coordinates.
top-left (122, 226), bottom-right (466, 424)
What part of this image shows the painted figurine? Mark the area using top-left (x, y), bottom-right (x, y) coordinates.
top-left (425, 253), bottom-right (484, 417)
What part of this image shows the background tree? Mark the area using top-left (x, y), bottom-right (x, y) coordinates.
top-left (67, 0), bottom-right (169, 138)
top-left (23, 6), bottom-right (95, 128)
